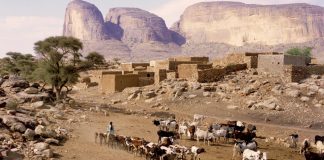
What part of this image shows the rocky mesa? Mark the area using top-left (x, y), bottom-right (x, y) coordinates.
top-left (174, 2), bottom-right (324, 46)
top-left (63, 0), bottom-right (324, 62)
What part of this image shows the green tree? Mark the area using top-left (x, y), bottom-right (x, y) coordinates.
top-left (85, 52), bottom-right (106, 66)
top-left (286, 47), bottom-right (312, 58)
top-left (33, 36), bottom-right (83, 101)
top-left (0, 52), bottom-right (37, 79)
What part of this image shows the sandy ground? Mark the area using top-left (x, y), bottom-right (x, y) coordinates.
top-left (51, 87), bottom-right (324, 160)
top-left (53, 111), bottom-right (310, 160)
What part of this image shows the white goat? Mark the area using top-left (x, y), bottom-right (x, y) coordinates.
top-left (243, 149), bottom-right (267, 160)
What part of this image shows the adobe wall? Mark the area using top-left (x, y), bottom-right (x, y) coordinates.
top-left (114, 74), bottom-right (139, 92)
top-left (213, 53), bottom-right (256, 68)
top-left (224, 64), bottom-right (248, 73)
top-left (154, 69), bottom-right (167, 84)
top-left (283, 55), bottom-right (307, 66)
top-left (168, 57), bottom-right (209, 63)
top-left (121, 63), bottom-right (150, 71)
top-left (258, 55), bottom-right (285, 74)
top-left (178, 64), bottom-right (200, 81)
top-left (100, 74), bottom-right (117, 93)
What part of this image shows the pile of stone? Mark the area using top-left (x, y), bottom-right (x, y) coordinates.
top-left (0, 76), bottom-right (71, 159)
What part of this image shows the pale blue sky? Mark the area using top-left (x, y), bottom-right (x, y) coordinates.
top-left (1, 0), bottom-right (324, 56)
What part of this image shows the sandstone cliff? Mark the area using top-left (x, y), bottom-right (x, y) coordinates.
top-left (174, 2), bottom-right (324, 46)
top-left (105, 8), bottom-right (173, 44)
top-left (63, 0), bottom-right (110, 41)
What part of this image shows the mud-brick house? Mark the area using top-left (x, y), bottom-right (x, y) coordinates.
top-left (257, 54), bottom-right (310, 74)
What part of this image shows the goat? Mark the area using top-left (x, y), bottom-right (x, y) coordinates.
top-left (191, 146), bottom-right (206, 160)
top-left (243, 149), bottom-right (267, 160)
top-left (233, 140), bottom-right (258, 159)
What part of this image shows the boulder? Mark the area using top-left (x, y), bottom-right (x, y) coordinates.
top-left (127, 93), bottom-right (138, 100)
top-left (1, 76), bottom-right (29, 89)
top-left (10, 122), bottom-right (26, 133)
top-left (34, 142), bottom-right (49, 153)
top-left (203, 92), bottom-right (211, 97)
top-left (35, 125), bottom-right (57, 138)
top-left (31, 101), bottom-right (45, 109)
top-left (319, 89), bottom-right (324, 95)
top-left (0, 88), bottom-right (6, 97)
top-left (255, 97), bottom-right (279, 110)
top-left (286, 89), bottom-right (301, 98)
top-left (0, 101), bottom-right (6, 108)
top-left (144, 91), bottom-right (156, 99)
top-left (24, 87), bottom-right (39, 94)
top-left (23, 129), bottom-right (35, 141)
top-left (242, 86), bottom-right (256, 95)
top-left (42, 149), bottom-right (54, 158)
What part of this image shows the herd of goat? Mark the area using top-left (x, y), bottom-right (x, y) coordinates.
top-left (95, 114), bottom-right (324, 160)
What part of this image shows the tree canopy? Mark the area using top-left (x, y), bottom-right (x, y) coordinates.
top-left (285, 47), bottom-right (312, 58)
top-left (33, 36), bottom-right (83, 100)
top-left (0, 52), bottom-right (37, 79)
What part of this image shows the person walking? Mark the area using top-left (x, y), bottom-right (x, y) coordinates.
top-left (107, 122), bottom-right (115, 135)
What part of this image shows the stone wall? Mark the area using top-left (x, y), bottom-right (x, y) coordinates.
top-left (283, 65), bottom-right (324, 82)
top-left (179, 64), bottom-right (247, 83)
top-left (154, 69), bottom-right (167, 84)
top-left (168, 57), bottom-right (209, 63)
top-left (258, 55), bottom-right (285, 74)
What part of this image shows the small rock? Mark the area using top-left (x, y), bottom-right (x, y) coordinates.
top-left (314, 104), bottom-right (322, 108)
top-left (24, 87), bottom-right (39, 94)
top-left (145, 98), bottom-right (155, 103)
top-left (246, 100), bottom-right (257, 108)
top-left (45, 138), bottom-right (60, 145)
top-left (286, 89), bottom-right (300, 98)
top-left (34, 142), bottom-right (49, 152)
top-left (301, 96), bottom-right (310, 102)
top-left (203, 92), bottom-right (211, 97)
top-left (111, 99), bottom-right (121, 104)
top-left (151, 103), bottom-right (161, 108)
top-left (31, 101), bottom-right (45, 109)
top-left (188, 94), bottom-right (197, 99)
top-left (227, 105), bottom-right (239, 110)
top-left (127, 93), bottom-right (137, 100)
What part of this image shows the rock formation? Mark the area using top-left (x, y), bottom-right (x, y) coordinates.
top-left (105, 8), bottom-right (173, 44)
top-left (63, 0), bottom-right (110, 41)
top-left (62, 1), bottom-right (324, 62)
top-left (174, 2), bottom-right (324, 46)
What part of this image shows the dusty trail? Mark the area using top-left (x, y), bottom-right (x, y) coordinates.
top-left (54, 111), bottom-right (304, 160)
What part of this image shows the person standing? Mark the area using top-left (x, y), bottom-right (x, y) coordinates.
top-left (107, 122), bottom-right (115, 135)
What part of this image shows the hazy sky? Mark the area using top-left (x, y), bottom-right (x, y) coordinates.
top-left (1, 0), bottom-right (324, 57)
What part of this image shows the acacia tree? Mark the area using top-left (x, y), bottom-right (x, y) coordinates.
top-left (33, 36), bottom-right (83, 101)
top-left (0, 52), bottom-right (37, 79)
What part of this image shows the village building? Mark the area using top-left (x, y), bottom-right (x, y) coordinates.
top-left (91, 54), bottom-right (324, 93)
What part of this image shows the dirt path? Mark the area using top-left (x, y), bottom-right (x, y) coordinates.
top-left (53, 111), bottom-right (305, 160)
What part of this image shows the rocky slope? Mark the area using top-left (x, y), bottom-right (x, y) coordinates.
top-left (174, 2), bottom-right (324, 46)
